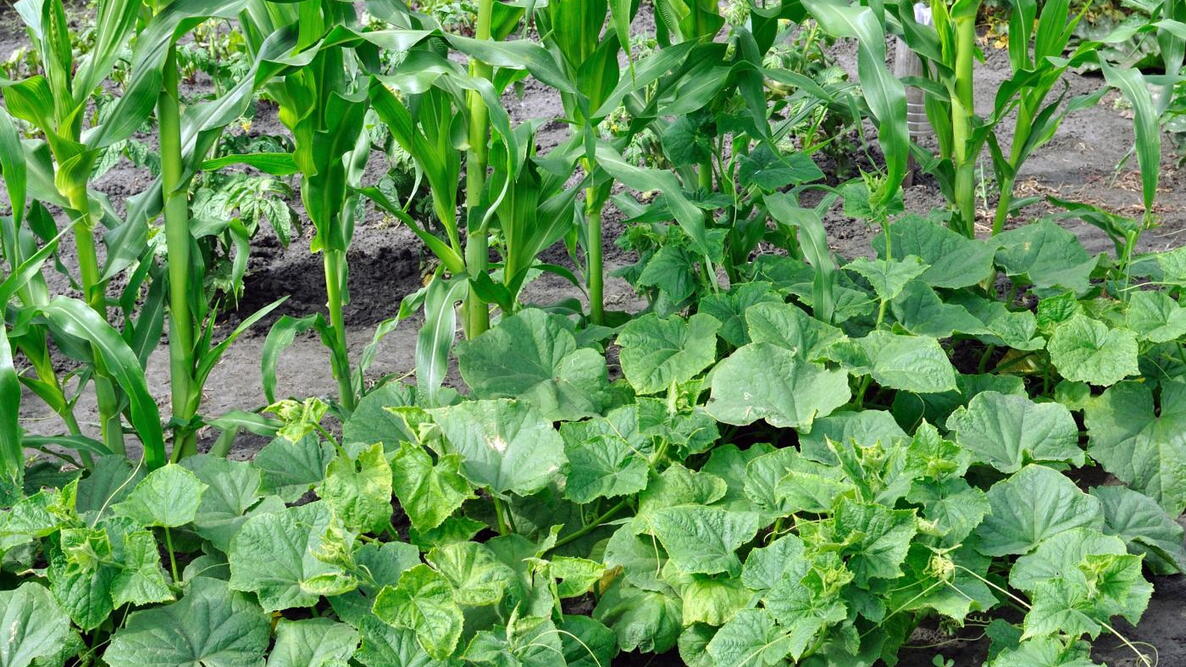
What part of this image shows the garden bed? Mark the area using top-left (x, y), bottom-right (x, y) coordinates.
top-left (3, 0), bottom-right (1186, 664)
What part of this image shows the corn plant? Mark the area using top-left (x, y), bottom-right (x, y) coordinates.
top-left (534, 0), bottom-right (622, 325)
top-left (247, 0), bottom-right (371, 414)
top-left (0, 0), bottom-right (143, 454)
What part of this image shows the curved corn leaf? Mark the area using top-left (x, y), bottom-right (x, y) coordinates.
top-left (0, 322), bottom-right (22, 503)
top-left (39, 297), bottom-right (165, 468)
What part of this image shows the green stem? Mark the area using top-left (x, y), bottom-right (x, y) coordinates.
top-left (551, 499), bottom-right (629, 551)
top-left (991, 175), bottom-right (1014, 236)
top-left (160, 47), bottom-right (198, 460)
top-left (698, 158), bottom-right (713, 191)
top-left (323, 248), bottom-right (355, 412)
top-left (951, 14), bottom-right (978, 237)
top-left (586, 191), bottom-right (605, 325)
top-left (463, 0), bottom-right (495, 339)
top-left (66, 173), bottom-right (124, 455)
top-left (164, 527), bottom-right (180, 584)
top-left (492, 496), bottom-right (511, 536)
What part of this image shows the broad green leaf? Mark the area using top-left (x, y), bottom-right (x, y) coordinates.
top-left (425, 541), bottom-right (516, 607)
top-left (993, 220), bottom-right (1099, 295)
top-left (463, 615), bottom-right (563, 666)
top-left (105, 577), bottom-right (269, 667)
top-left (697, 282), bottom-right (782, 347)
top-left (228, 502), bottom-right (345, 612)
top-left (1084, 380), bottom-right (1186, 514)
top-left (181, 455), bottom-right (274, 552)
top-left (108, 527), bottom-right (173, 608)
top-left (952, 294), bottom-right (1046, 350)
top-left (342, 382), bottom-right (417, 451)
top-left (562, 432), bottom-right (649, 503)
top-left (645, 506), bottom-right (759, 576)
top-left (738, 145), bottom-right (824, 192)
top-left (873, 215), bottom-right (994, 288)
top-left (829, 498), bottom-right (918, 585)
top-left (559, 615), bottom-right (618, 667)
top-left (46, 538), bottom-right (116, 630)
top-left (391, 442), bottom-right (472, 533)
top-left (74, 456), bottom-right (144, 517)
top-left (826, 330), bottom-right (957, 393)
top-left (945, 392), bottom-right (1084, 473)
top-left (638, 464), bottom-right (727, 518)
top-left (706, 608), bottom-right (795, 667)
top-left (254, 435), bottom-right (334, 503)
top-left (457, 309), bottom-right (609, 420)
top-left (617, 313), bottom-right (720, 394)
top-left (987, 637), bottom-right (1099, 667)
top-left (1023, 553), bottom-right (1151, 640)
top-left (372, 565), bottom-right (464, 660)
top-left (113, 464), bottom-right (206, 528)
top-left (350, 616), bottom-right (441, 667)
top-left (593, 582), bottom-right (682, 653)
top-left (1091, 485), bottom-right (1186, 574)
top-left (976, 465), bottom-right (1105, 556)
top-left (741, 533), bottom-right (807, 591)
top-left (1124, 290), bottom-right (1186, 342)
top-left (707, 343), bottom-right (850, 429)
top-left (550, 557), bottom-right (606, 599)
top-left (760, 563), bottom-right (849, 658)
top-left (889, 543), bottom-right (996, 622)
top-left (604, 525), bottom-right (669, 593)
top-left (743, 301), bottom-right (845, 361)
top-left (429, 399), bottom-right (566, 497)
top-left (319, 443), bottom-right (393, 534)
top-left (906, 478), bottom-right (990, 546)
top-left (701, 443), bottom-right (776, 515)
top-left (797, 409), bottom-right (907, 464)
top-left (678, 576), bottom-right (750, 626)
top-left (0, 582), bottom-right (71, 667)
top-left (0, 490), bottom-right (64, 551)
top-left (1047, 316), bottom-right (1138, 386)
top-left (845, 255), bottom-right (928, 302)
top-left (746, 448), bottom-right (853, 516)
top-left (892, 372), bottom-right (1026, 430)
top-left (266, 619), bottom-right (359, 667)
top-left (891, 281), bottom-right (990, 338)
top-left (1009, 528), bottom-right (1127, 593)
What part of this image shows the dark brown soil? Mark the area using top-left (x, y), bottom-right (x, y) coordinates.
top-left (4, 6), bottom-right (1186, 665)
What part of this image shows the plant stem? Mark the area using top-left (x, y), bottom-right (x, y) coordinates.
top-left (551, 499), bottom-right (629, 551)
top-left (584, 159), bottom-right (605, 325)
top-left (164, 526), bottom-right (180, 584)
top-left (66, 175), bottom-right (125, 455)
top-left (160, 46), bottom-right (198, 460)
top-left (323, 247), bottom-right (355, 412)
top-left (951, 13), bottom-right (978, 237)
top-left (463, 0), bottom-right (494, 339)
top-left (698, 158), bottom-right (713, 191)
top-left (492, 496), bottom-right (511, 536)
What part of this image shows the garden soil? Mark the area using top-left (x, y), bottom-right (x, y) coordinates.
top-left (3, 7), bottom-right (1185, 665)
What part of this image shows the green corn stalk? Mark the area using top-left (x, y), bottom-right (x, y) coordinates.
top-left (158, 44), bottom-right (200, 459)
top-left (537, 0), bottom-right (621, 324)
top-left (463, 0), bottom-right (496, 339)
